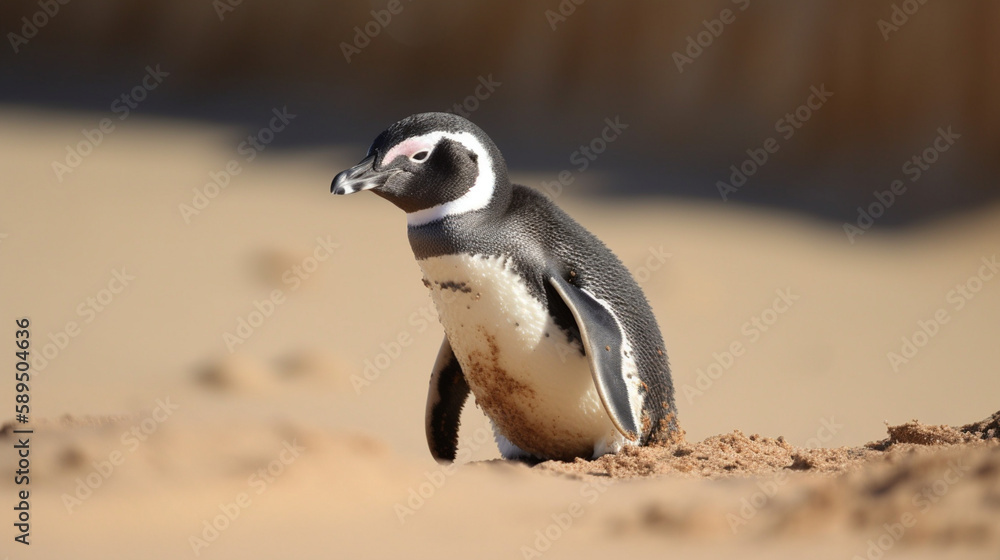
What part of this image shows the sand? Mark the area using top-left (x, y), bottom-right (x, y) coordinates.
top-left (2, 109), bottom-right (999, 559)
top-left (3, 409), bottom-right (997, 558)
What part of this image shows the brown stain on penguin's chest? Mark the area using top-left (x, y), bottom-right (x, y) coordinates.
top-left (463, 326), bottom-right (596, 461)
top-left (462, 326), bottom-right (539, 443)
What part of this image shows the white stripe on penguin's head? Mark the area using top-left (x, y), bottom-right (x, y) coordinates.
top-left (381, 131), bottom-right (495, 227)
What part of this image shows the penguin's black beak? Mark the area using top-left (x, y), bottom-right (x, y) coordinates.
top-left (331, 154), bottom-right (392, 195)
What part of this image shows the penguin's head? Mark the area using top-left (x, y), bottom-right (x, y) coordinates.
top-left (331, 112), bottom-right (509, 227)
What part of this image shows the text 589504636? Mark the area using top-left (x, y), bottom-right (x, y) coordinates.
top-left (13, 317), bottom-right (33, 545)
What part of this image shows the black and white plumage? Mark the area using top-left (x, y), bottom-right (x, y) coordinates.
top-left (331, 112), bottom-right (678, 462)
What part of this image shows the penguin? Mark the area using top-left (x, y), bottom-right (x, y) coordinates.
top-left (331, 112), bottom-right (678, 462)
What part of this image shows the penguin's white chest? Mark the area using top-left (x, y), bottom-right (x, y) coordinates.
top-left (417, 253), bottom-right (627, 460)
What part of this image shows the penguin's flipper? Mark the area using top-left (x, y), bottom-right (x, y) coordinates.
top-left (548, 275), bottom-right (639, 441)
top-left (425, 337), bottom-right (472, 462)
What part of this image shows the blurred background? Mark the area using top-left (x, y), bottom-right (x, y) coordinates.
top-left (3, 0), bottom-right (999, 219)
top-left (1, 1), bottom-right (999, 558)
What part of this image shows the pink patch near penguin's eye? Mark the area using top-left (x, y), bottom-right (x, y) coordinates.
top-left (383, 137), bottom-right (438, 166)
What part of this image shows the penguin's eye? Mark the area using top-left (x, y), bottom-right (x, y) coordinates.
top-left (411, 150), bottom-right (430, 162)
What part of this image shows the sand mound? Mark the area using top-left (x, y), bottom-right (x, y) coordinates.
top-left (536, 412), bottom-right (1000, 481)
top-left (537, 430), bottom-right (880, 479)
top-left (562, 413), bottom-right (1000, 546)
top-left (962, 410), bottom-right (1000, 440)
top-left (867, 415), bottom-right (999, 448)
